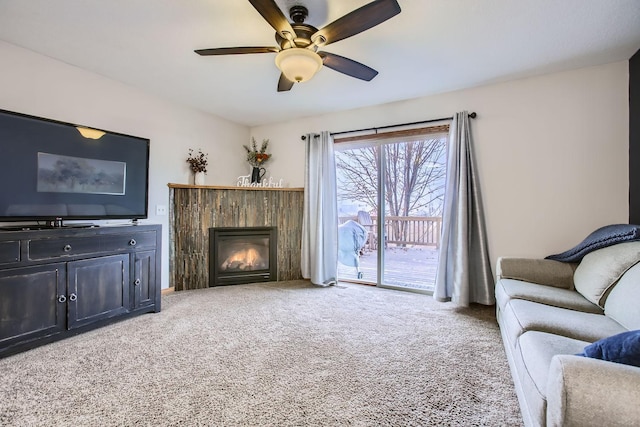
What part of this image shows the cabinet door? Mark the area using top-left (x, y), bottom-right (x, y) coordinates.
top-left (67, 254), bottom-right (130, 329)
top-left (132, 250), bottom-right (156, 309)
top-left (0, 264), bottom-right (66, 351)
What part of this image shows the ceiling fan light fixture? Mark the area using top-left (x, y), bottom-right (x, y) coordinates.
top-left (275, 48), bottom-right (323, 83)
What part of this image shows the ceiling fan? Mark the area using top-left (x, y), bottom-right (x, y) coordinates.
top-left (195, 0), bottom-right (401, 92)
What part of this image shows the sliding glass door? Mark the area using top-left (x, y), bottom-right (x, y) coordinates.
top-left (335, 128), bottom-right (448, 293)
top-left (336, 143), bottom-right (380, 285)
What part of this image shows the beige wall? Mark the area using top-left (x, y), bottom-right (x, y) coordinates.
top-left (0, 41), bottom-right (250, 289)
top-left (252, 61), bottom-right (630, 268)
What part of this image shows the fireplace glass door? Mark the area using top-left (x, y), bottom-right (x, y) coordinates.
top-left (209, 227), bottom-right (277, 286)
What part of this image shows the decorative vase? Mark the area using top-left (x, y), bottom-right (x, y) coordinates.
top-left (194, 171), bottom-right (205, 186)
top-left (251, 167), bottom-right (266, 183)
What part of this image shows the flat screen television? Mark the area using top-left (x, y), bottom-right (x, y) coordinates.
top-left (0, 108), bottom-right (149, 226)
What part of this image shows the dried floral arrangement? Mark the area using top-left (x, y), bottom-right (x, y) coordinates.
top-left (186, 148), bottom-right (208, 173)
top-left (243, 137), bottom-right (271, 167)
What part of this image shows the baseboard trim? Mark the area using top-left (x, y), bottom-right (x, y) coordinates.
top-left (161, 287), bottom-right (175, 295)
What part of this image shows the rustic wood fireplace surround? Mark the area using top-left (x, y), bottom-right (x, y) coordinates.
top-left (168, 184), bottom-right (304, 291)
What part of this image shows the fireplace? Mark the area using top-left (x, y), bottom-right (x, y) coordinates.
top-left (209, 227), bottom-right (277, 286)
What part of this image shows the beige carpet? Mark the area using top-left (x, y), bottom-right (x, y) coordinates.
top-left (0, 280), bottom-right (522, 426)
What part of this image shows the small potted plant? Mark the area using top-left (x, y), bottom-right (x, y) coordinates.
top-left (187, 148), bottom-right (208, 185)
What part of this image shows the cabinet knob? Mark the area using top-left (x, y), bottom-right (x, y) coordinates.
top-left (129, 239), bottom-right (137, 246)
top-left (69, 293), bottom-right (77, 302)
top-left (134, 279), bottom-right (141, 286)
top-left (63, 244), bottom-right (72, 252)
top-left (58, 295), bottom-right (67, 303)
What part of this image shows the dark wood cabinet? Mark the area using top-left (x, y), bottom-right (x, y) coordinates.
top-left (0, 224), bottom-right (161, 358)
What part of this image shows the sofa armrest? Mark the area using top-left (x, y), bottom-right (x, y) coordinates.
top-left (546, 355), bottom-right (640, 427)
top-left (496, 257), bottom-right (577, 289)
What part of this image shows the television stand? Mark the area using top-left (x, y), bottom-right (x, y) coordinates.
top-left (0, 223), bottom-right (162, 358)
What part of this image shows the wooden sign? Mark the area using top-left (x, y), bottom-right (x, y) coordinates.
top-left (237, 174), bottom-right (284, 188)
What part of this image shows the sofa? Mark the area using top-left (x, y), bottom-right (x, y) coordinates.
top-left (495, 229), bottom-right (640, 427)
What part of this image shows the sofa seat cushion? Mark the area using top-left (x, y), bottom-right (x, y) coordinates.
top-left (503, 299), bottom-right (627, 346)
top-left (496, 279), bottom-right (603, 314)
top-left (518, 331), bottom-right (589, 398)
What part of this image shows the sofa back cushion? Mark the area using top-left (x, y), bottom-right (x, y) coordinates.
top-left (573, 241), bottom-right (640, 307)
top-left (605, 263), bottom-right (640, 330)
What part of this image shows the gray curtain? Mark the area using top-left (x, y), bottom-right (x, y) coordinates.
top-left (434, 112), bottom-right (494, 306)
top-left (301, 131), bottom-right (338, 286)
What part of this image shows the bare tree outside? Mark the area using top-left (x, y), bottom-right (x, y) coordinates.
top-left (336, 136), bottom-right (447, 244)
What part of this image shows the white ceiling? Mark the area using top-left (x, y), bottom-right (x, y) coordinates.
top-left (1, 0), bottom-right (639, 127)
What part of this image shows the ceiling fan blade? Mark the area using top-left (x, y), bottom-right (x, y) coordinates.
top-left (195, 47), bottom-right (279, 56)
top-left (318, 52), bottom-right (378, 81)
top-left (314, 0), bottom-right (401, 46)
top-left (277, 73), bottom-right (294, 92)
top-left (248, 0), bottom-right (296, 39)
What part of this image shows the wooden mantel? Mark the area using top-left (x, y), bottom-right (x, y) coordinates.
top-left (168, 184), bottom-right (304, 291)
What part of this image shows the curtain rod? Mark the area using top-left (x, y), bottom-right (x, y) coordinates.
top-left (300, 112), bottom-right (476, 140)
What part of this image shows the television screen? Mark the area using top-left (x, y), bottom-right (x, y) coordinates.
top-left (0, 109), bottom-right (149, 223)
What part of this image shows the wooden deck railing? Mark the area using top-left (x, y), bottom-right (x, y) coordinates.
top-left (339, 215), bottom-right (442, 247)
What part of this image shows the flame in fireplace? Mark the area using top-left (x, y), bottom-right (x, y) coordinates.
top-left (221, 247), bottom-right (267, 271)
